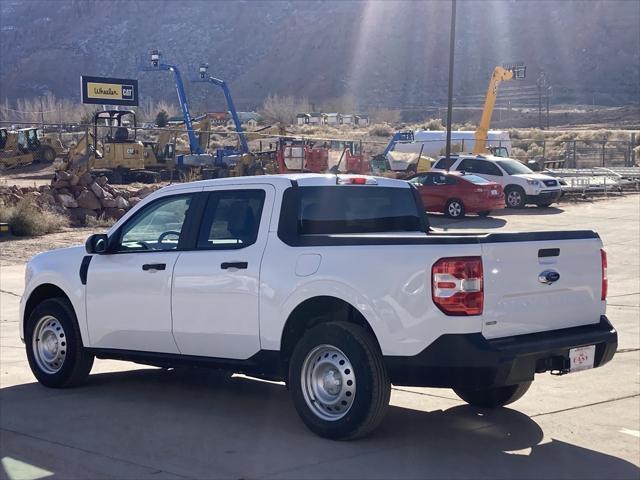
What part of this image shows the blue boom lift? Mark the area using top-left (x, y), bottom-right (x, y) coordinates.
top-left (192, 62), bottom-right (270, 176)
top-left (145, 50), bottom-right (214, 167)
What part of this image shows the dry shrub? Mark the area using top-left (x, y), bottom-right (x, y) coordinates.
top-left (0, 199), bottom-right (68, 236)
top-left (423, 118), bottom-right (445, 131)
top-left (510, 147), bottom-right (529, 163)
top-left (85, 215), bottom-right (116, 229)
top-left (369, 124), bottom-right (394, 137)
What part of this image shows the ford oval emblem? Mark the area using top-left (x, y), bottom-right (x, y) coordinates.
top-left (539, 269), bottom-right (561, 285)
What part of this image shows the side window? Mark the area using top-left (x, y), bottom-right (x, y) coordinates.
top-left (416, 174), bottom-right (434, 186)
top-left (118, 194), bottom-right (193, 252)
top-left (431, 174), bottom-right (448, 186)
top-left (197, 190), bottom-right (265, 250)
top-left (482, 161), bottom-right (503, 176)
top-left (434, 157), bottom-right (456, 170)
top-left (457, 159), bottom-right (478, 173)
top-left (445, 176), bottom-right (458, 185)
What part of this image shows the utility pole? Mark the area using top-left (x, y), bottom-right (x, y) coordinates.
top-left (546, 85), bottom-right (552, 129)
top-left (39, 96), bottom-right (45, 130)
top-left (444, 0), bottom-right (457, 162)
top-left (536, 71), bottom-right (548, 130)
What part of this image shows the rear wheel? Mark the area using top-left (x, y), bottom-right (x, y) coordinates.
top-left (453, 381), bottom-right (531, 408)
top-left (444, 199), bottom-right (465, 218)
top-left (25, 298), bottom-right (94, 388)
top-left (505, 186), bottom-right (526, 209)
top-left (289, 321), bottom-right (390, 440)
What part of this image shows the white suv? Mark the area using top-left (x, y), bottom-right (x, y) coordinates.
top-left (432, 154), bottom-right (562, 208)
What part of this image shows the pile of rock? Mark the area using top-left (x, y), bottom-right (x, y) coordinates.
top-left (0, 172), bottom-right (160, 225)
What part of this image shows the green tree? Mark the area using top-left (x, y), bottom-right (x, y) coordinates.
top-left (155, 110), bottom-right (169, 128)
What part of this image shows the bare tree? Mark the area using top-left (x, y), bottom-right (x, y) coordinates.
top-left (259, 94), bottom-right (310, 125)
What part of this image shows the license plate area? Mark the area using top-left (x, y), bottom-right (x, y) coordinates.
top-left (569, 345), bottom-right (596, 372)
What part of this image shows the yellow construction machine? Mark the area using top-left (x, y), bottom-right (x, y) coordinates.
top-left (473, 63), bottom-right (526, 155)
top-left (0, 127), bottom-right (65, 168)
top-left (62, 110), bottom-right (160, 183)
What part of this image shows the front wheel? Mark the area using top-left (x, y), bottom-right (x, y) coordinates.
top-left (37, 145), bottom-right (56, 163)
top-left (453, 381), bottom-right (532, 408)
top-left (289, 321), bottom-right (390, 440)
top-left (25, 298), bottom-right (94, 388)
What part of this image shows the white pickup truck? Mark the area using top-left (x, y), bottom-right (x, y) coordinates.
top-left (20, 174), bottom-right (616, 439)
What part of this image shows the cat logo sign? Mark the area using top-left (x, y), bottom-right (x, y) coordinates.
top-left (81, 76), bottom-right (139, 106)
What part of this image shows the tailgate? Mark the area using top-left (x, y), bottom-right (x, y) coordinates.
top-left (481, 235), bottom-right (604, 339)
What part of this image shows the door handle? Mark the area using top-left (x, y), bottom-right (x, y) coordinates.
top-left (221, 262), bottom-right (248, 270)
top-left (142, 263), bottom-right (166, 271)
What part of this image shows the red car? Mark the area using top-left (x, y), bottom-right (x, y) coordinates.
top-left (408, 171), bottom-right (504, 218)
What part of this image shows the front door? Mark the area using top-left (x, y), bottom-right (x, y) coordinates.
top-left (171, 185), bottom-right (274, 359)
top-left (86, 193), bottom-right (196, 353)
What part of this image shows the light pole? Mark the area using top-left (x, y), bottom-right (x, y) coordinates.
top-left (444, 0), bottom-right (457, 162)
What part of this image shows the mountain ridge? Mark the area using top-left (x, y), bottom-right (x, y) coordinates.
top-left (1, 0), bottom-right (638, 111)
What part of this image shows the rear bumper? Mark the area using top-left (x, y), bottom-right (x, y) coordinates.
top-left (466, 196), bottom-right (505, 212)
top-left (526, 189), bottom-right (562, 204)
top-left (384, 316), bottom-right (617, 389)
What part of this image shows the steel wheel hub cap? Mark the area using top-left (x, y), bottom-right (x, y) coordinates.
top-left (301, 345), bottom-right (356, 421)
top-left (508, 192), bottom-right (520, 205)
top-left (449, 203), bottom-right (461, 216)
top-left (32, 315), bottom-right (67, 374)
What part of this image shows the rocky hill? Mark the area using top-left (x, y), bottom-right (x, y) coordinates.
top-left (1, 0), bottom-right (638, 111)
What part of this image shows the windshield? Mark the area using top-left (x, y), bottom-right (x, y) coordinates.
top-left (298, 186), bottom-right (424, 234)
top-left (495, 160), bottom-right (534, 175)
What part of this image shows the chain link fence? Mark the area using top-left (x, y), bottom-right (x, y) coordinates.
top-left (510, 139), bottom-right (637, 169)
top-left (2, 120), bottom-right (638, 172)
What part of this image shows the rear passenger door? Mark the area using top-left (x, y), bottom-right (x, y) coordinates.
top-left (475, 160), bottom-right (504, 186)
top-left (171, 185), bottom-right (275, 359)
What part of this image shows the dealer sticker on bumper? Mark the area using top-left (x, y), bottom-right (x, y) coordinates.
top-left (570, 345), bottom-right (596, 372)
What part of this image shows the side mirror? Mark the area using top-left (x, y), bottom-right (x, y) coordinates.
top-left (85, 234), bottom-right (109, 254)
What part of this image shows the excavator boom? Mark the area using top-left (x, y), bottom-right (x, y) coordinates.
top-left (473, 66), bottom-right (514, 155)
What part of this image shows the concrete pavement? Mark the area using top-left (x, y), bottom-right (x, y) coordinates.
top-left (1, 195), bottom-right (639, 479)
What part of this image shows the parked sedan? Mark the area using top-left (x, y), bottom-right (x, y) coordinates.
top-left (408, 171), bottom-right (504, 218)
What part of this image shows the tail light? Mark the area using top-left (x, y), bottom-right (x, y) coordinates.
top-left (432, 257), bottom-right (484, 316)
top-left (601, 249), bottom-right (608, 300)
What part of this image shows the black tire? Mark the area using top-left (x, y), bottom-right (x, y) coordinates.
top-left (217, 166), bottom-right (230, 178)
top-left (505, 186), bottom-right (526, 209)
top-left (478, 210), bottom-right (491, 217)
top-left (25, 298), bottom-right (94, 388)
top-left (136, 170), bottom-right (160, 184)
top-left (37, 145), bottom-right (56, 163)
top-left (106, 169), bottom-right (123, 185)
top-left (288, 321), bottom-right (390, 440)
top-left (444, 199), bottom-right (465, 218)
top-left (453, 381), bottom-right (532, 408)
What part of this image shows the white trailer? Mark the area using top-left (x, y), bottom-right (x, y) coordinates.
top-left (392, 130), bottom-right (512, 158)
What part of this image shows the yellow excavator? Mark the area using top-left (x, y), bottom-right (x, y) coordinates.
top-left (473, 63), bottom-right (526, 156)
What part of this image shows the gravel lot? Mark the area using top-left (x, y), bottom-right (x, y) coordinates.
top-left (1, 194), bottom-right (638, 479)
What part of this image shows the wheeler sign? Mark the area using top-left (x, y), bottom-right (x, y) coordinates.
top-left (81, 76), bottom-right (139, 106)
